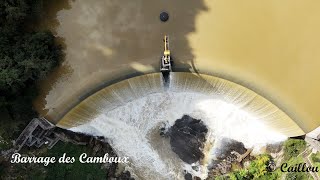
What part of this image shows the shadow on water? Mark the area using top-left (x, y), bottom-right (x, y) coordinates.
top-left (33, 0), bottom-right (209, 122)
top-left (32, 0), bottom-right (73, 116)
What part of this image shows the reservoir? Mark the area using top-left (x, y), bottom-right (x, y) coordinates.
top-left (32, 1), bottom-right (320, 179)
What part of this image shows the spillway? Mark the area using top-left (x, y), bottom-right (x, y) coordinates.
top-left (30, 1), bottom-right (320, 178)
top-left (34, 0), bottom-right (320, 134)
top-left (57, 72), bottom-right (304, 179)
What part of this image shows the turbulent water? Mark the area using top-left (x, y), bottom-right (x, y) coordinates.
top-left (71, 92), bottom-right (287, 179)
top-left (60, 72), bottom-right (303, 179)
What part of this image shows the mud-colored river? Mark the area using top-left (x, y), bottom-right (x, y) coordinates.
top-left (34, 0), bottom-right (320, 133)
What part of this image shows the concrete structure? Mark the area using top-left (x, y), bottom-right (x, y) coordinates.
top-left (14, 118), bottom-right (60, 151)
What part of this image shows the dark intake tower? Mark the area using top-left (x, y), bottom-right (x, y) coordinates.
top-left (160, 12), bottom-right (169, 22)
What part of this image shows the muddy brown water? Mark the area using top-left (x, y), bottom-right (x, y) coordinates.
top-left (34, 0), bottom-right (320, 134)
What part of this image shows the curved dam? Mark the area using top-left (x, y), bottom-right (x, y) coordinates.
top-left (58, 72), bottom-right (301, 179)
top-left (58, 72), bottom-right (304, 137)
top-left (34, 0), bottom-right (320, 135)
top-left (32, 0), bottom-right (320, 178)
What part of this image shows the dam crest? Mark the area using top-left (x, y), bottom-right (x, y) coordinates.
top-left (58, 72), bottom-right (304, 137)
top-left (53, 72), bottom-right (305, 179)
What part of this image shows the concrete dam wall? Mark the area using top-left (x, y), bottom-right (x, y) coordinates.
top-left (57, 72), bottom-right (308, 179)
top-left (57, 72), bottom-right (306, 137)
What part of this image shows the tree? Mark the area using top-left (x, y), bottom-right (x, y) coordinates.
top-left (285, 172), bottom-right (309, 180)
top-left (0, 31), bottom-right (60, 93)
top-left (0, 0), bottom-right (61, 112)
top-left (0, 0), bottom-right (61, 149)
top-left (283, 139), bottom-right (306, 160)
top-left (226, 154), bottom-right (278, 180)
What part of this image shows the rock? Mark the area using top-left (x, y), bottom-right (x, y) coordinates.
top-left (116, 171), bottom-right (135, 180)
top-left (184, 173), bottom-right (192, 180)
top-left (214, 138), bottom-right (247, 160)
top-left (159, 121), bottom-right (170, 137)
top-left (168, 115), bottom-right (208, 164)
top-left (210, 138), bottom-right (248, 175)
top-left (192, 165), bottom-right (200, 171)
top-left (266, 142), bottom-right (283, 154)
top-left (184, 172), bottom-right (201, 180)
top-left (243, 161), bottom-right (250, 168)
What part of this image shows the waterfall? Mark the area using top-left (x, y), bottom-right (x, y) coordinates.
top-left (58, 72), bottom-right (304, 179)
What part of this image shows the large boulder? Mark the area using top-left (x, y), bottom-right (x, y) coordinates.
top-left (168, 115), bottom-right (208, 164)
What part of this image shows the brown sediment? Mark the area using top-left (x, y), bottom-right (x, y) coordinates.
top-left (33, 0), bottom-right (320, 133)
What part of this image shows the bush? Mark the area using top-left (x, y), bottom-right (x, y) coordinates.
top-left (283, 139), bottom-right (306, 160)
top-left (0, 0), bottom-right (62, 151)
top-left (248, 154), bottom-right (270, 178)
top-left (285, 172), bottom-right (309, 180)
top-left (226, 154), bottom-right (278, 180)
top-left (44, 142), bottom-right (107, 180)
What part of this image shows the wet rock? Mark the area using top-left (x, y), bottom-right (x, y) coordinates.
top-left (116, 171), bottom-right (135, 180)
top-left (210, 138), bottom-right (248, 175)
top-left (266, 142), bottom-right (283, 154)
top-left (184, 172), bottom-right (202, 180)
top-left (159, 121), bottom-right (170, 137)
top-left (168, 115), bottom-right (208, 164)
top-left (184, 173), bottom-right (192, 180)
top-left (214, 138), bottom-right (247, 160)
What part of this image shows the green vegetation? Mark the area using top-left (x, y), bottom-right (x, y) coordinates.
top-left (217, 154), bottom-right (278, 180)
top-left (285, 172), bottom-right (309, 180)
top-left (283, 139), bottom-right (306, 160)
top-left (45, 142), bottom-right (107, 180)
top-left (310, 152), bottom-right (320, 176)
top-left (310, 152), bottom-right (320, 167)
top-left (0, 0), bottom-right (62, 148)
top-left (215, 156), bottom-right (308, 180)
top-left (1, 142), bottom-right (108, 179)
top-left (281, 138), bottom-right (309, 179)
top-left (284, 155), bottom-right (310, 180)
top-left (213, 139), bottom-right (310, 180)
top-left (0, 1), bottom-right (108, 179)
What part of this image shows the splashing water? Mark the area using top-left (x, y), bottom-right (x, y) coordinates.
top-left (61, 72), bottom-right (296, 179)
top-left (70, 90), bottom-right (287, 179)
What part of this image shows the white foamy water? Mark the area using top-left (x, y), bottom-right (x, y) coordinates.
top-left (70, 91), bottom-right (287, 180)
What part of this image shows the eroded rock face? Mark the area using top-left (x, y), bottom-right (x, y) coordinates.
top-left (210, 138), bottom-right (248, 175)
top-left (214, 138), bottom-right (247, 160)
top-left (168, 115), bottom-right (208, 164)
top-left (266, 142), bottom-right (283, 154)
top-left (116, 171), bottom-right (134, 180)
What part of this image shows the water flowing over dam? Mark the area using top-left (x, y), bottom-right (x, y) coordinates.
top-left (34, 0), bottom-right (320, 133)
top-left (30, 1), bottom-right (320, 178)
top-left (57, 72), bottom-right (303, 179)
